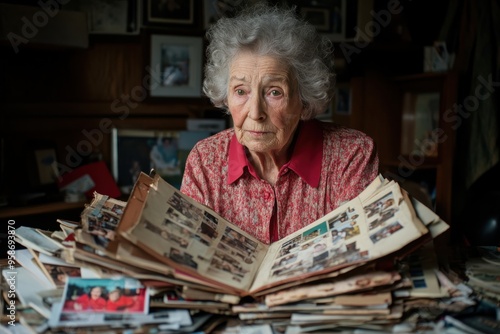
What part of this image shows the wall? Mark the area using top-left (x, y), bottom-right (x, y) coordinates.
top-left (0, 36), bottom-right (218, 202)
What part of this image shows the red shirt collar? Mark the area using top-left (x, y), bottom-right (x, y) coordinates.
top-left (228, 120), bottom-right (323, 187)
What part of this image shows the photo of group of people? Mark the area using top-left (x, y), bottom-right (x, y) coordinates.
top-left (197, 214), bottom-right (219, 240)
top-left (364, 191), bottom-right (403, 243)
top-left (328, 206), bottom-right (361, 240)
top-left (136, 193), bottom-right (216, 270)
top-left (167, 247), bottom-right (198, 269)
top-left (167, 192), bottom-right (203, 221)
top-left (269, 204), bottom-right (374, 279)
top-left (144, 219), bottom-right (190, 249)
top-left (221, 227), bottom-right (259, 255)
top-left (166, 207), bottom-right (195, 229)
top-left (208, 226), bottom-right (261, 283)
top-left (210, 250), bottom-right (250, 282)
top-left (62, 278), bottom-right (148, 314)
top-left (267, 188), bottom-right (407, 280)
top-left (129, 189), bottom-right (234, 274)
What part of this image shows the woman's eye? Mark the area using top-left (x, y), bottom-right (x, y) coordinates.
top-left (236, 89), bottom-right (245, 95)
top-left (270, 90), bottom-right (282, 96)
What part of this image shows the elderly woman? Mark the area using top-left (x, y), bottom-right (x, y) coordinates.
top-left (181, 4), bottom-right (378, 244)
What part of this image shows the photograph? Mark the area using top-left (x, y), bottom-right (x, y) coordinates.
top-left (79, 194), bottom-right (125, 249)
top-left (302, 221), bottom-right (328, 241)
top-left (33, 148), bottom-right (58, 186)
top-left (299, 0), bottom-right (346, 40)
top-left (400, 92), bottom-right (441, 157)
top-left (62, 277), bottom-right (148, 314)
top-left (41, 263), bottom-right (82, 287)
top-left (300, 7), bottom-right (331, 32)
top-left (149, 34), bottom-right (203, 97)
top-left (67, 0), bottom-right (140, 35)
top-left (167, 192), bottom-right (203, 221)
top-left (144, 0), bottom-right (194, 25)
top-left (111, 128), bottom-right (182, 193)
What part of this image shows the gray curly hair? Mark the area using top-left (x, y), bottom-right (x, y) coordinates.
top-left (203, 3), bottom-right (336, 120)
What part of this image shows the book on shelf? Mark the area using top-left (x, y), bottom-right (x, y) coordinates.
top-left (108, 170), bottom-right (447, 297)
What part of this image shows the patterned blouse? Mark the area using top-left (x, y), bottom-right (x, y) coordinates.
top-left (180, 119), bottom-right (379, 244)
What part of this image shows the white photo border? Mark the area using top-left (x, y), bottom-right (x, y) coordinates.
top-left (149, 34), bottom-right (203, 98)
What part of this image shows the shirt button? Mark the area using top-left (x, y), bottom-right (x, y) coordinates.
top-left (264, 192), bottom-right (271, 200)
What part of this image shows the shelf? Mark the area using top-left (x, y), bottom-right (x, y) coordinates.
top-left (1, 100), bottom-right (213, 118)
top-left (0, 201), bottom-right (86, 219)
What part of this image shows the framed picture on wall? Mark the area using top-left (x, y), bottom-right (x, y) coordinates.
top-left (148, 34), bottom-right (203, 98)
top-left (300, 7), bottom-right (331, 32)
top-left (65, 0), bottom-right (140, 35)
top-left (143, 0), bottom-right (194, 26)
top-left (299, 0), bottom-right (346, 40)
top-left (400, 92), bottom-right (441, 157)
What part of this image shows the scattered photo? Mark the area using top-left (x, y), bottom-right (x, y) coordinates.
top-left (62, 277), bottom-right (148, 314)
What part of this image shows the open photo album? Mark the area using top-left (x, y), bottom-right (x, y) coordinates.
top-left (109, 171), bottom-right (436, 296)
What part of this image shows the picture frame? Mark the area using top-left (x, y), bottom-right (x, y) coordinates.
top-left (400, 92), bottom-right (441, 158)
top-left (33, 148), bottom-right (58, 186)
top-left (112, 129), bottom-right (182, 194)
top-left (111, 128), bottom-right (213, 193)
top-left (23, 140), bottom-right (59, 190)
top-left (299, 0), bottom-right (346, 40)
top-left (300, 7), bottom-right (331, 32)
top-left (66, 0), bottom-right (141, 35)
top-left (148, 34), bottom-right (203, 98)
top-left (203, 0), bottom-right (262, 29)
top-left (143, 0), bottom-right (194, 26)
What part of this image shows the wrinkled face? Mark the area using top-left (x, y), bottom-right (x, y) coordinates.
top-left (227, 51), bottom-right (303, 155)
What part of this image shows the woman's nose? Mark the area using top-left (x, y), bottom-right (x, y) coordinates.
top-left (247, 93), bottom-right (266, 121)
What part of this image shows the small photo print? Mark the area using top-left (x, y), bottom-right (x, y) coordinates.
top-left (42, 263), bottom-right (81, 287)
top-left (62, 277), bottom-right (148, 314)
